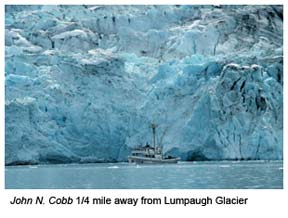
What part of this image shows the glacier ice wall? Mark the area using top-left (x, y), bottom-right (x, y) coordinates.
top-left (5, 5), bottom-right (283, 164)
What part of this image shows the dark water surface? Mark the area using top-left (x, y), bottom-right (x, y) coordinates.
top-left (5, 161), bottom-right (283, 189)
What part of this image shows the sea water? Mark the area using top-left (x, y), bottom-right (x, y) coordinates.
top-left (5, 161), bottom-right (283, 189)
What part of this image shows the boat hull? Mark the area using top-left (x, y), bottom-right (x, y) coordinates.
top-left (128, 156), bottom-right (180, 164)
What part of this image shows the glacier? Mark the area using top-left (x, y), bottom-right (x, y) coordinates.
top-left (5, 5), bottom-right (283, 165)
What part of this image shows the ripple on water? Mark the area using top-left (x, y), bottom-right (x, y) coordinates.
top-left (219, 165), bottom-right (231, 168)
top-left (108, 166), bottom-right (119, 169)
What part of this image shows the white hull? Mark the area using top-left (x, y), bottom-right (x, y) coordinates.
top-left (128, 155), bottom-right (180, 164)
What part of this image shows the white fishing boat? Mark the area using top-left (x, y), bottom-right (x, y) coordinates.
top-left (128, 123), bottom-right (180, 164)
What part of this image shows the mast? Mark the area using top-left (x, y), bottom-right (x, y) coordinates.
top-left (151, 123), bottom-right (157, 150)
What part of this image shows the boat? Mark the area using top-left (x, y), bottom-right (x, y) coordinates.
top-left (128, 123), bottom-right (180, 164)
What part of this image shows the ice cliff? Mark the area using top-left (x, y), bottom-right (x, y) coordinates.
top-left (5, 5), bottom-right (283, 165)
